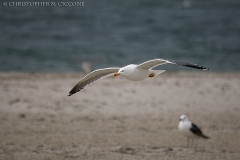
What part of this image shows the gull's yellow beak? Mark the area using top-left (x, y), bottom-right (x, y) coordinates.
top-left (114, 72), bottom-right (120, 77)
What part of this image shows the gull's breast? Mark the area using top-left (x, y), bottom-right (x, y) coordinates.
top-left (124, 69), bottom-right (149, 81)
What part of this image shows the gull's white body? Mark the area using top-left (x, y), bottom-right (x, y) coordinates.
top-left (122, 66), bottom-right (150, 81)
top-left (178, 118), bottom-right (199, 139)
top-left (119, 64), bottom-right (165, 81)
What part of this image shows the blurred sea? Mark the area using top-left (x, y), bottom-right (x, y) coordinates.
top-left (1, 0), bottom-right (240, 72)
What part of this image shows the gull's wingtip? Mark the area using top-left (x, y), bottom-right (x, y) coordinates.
top-left (203, 68), bottom-right (211, 71)
top-left (68, 91), bottom-right (75, 96)
top-left (68, 88), bottom-right (81, 96)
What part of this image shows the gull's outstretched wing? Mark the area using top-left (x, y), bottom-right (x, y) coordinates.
top-left (68, 68), bottom-right (119, 96)
top-left (137, 59), bottom-right (168, 69)
top-left (190, 123), bottom-right (210, 139)
top-left (137, 58), bottom-right (210, 70)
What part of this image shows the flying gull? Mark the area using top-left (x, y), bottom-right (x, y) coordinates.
top-left (68, 58), bottom-right (210, 96)
top-left (178, 115), bottom-right (210, 148)
top-left (77, 57), bottom-right (100, 74)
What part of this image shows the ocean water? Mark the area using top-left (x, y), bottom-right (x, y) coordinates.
top-left (1, 0), bottom-right (240, 72)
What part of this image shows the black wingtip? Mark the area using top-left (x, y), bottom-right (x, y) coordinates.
top-left (68, 90), bottom-right (76, 96)
top-left (201, 66), bottom-right (211, 71)
top-left (185, 64), bottom-right (210, 70)
top-left (68, 88), bottom-right (82, 96)
top-left (68, 89), bottom-right (76, 96)
top-left (166, 59), bottom-right (210, 71)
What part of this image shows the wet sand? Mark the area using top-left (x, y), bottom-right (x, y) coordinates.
top-left (0, 72), bottom-right (240, 160)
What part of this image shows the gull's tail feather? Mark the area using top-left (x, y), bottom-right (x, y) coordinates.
top-left (153, 70), bottom-right (166, 76)
top-left (201, 134), bottom-right (210, 139)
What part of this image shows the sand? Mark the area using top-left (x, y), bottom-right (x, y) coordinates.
top-left (0, 72), bottom-right (240, 160)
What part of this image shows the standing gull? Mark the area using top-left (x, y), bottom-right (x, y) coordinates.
top-left (68, 58), bottom-right (210, 96)
top-left (178, 115), bottom-right (210, 148)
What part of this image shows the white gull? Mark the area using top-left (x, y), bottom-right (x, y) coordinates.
top-left (178, 115), bottom-right (210, 148)
top-left (68, 58), bottom-right (209, 96)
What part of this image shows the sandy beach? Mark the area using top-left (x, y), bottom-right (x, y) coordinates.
top-left (0, 72), bottom-right (240, 160)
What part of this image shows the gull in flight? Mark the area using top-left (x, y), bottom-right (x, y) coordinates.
top-left (77, 57), bottom-right (100, 74)
top-left (178, 115), bottom-right (210, 148)
top-left (68, 58), bottom-right (209, 96)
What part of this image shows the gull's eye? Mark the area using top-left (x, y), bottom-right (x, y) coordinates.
top-left (121, 70), bottom-right (124, 72)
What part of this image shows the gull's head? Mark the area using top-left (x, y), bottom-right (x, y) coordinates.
top-left (114, 64), bottom-right (135, 77)
top-left (179, 115), bottom-right (189, 122)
